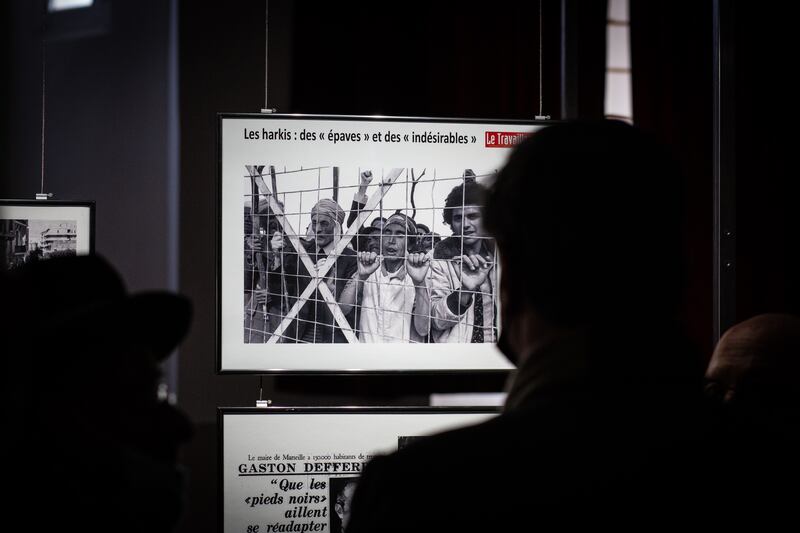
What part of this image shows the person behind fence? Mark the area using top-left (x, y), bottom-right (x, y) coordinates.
top-left (346, 120), bottom-right (711, 531)
top-left (418, 179), bottom-right (496, 343)
top-left (346, 170), bottom-right (374, 230)
top-left (345, 170), bottom-right (380, 254)
top-left (354, 217), bottom-right (389, 254)
top-left (270, 198), bottom-right (358, 343)
top-left (350, 213), bottom-right (429, 343)
top-left (244, 203), bottom-right (285, 342)
top-left (354, 225), bottom-right (380, 254)
top-left (414, 223), bottom-right (441, 255)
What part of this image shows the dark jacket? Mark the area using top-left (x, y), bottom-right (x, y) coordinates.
top-left (346, 328), bottom-right (714, 531)
top-left (431, 235), bottom-right (493, 261)
top-left (276, 239), bottom-right (357, 343)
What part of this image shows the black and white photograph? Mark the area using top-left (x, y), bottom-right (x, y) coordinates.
top-left (0, 201), bottom-right (94, 270)
top-left (2, 219), bottom-right (77, 270)
top-left (329, 476), bottom-right (359, 533)
top-left (219, 115), bottom-right (541, 372)
top-left (243, 165), bottom-right (498, 346)
top-left (220, 408), bottom-right (498, 533)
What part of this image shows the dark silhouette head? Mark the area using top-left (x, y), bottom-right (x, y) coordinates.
top-left (485, 120), bottom-right (698, 396)
top-left (8, 254), bottom-right (191, 369)
top-left (485, 120), bottom-right (686, 329)
top-left (706, 313), bottom-right (800, 416)
top-left (6, 254), bottom-right (194, 532)
top-left (703, 314), bottom-right (800, 519)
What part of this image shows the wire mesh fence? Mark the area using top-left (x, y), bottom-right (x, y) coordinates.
top-left (243, 165), bottom-right (499, 345)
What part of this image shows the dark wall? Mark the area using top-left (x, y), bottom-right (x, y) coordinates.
top-left (2, 0), bottom-right (177, 294)
top-left (178, 0), bottom-right (267, 429)
top-left (631, 0), bottom-right (799, 352)
top-left (630, 0), bottom-right (715, 356)
top-left (289, 2), bottom-right (564, 119)
top-left (1, 0), bottom-right (180, 389)
top-left (732, 3), bottom-right (799, 321)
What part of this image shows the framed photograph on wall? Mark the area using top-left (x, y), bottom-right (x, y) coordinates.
top-left (1, 200), bottom-right (95, 271)
top-left (219, 407), bottom-right (498, 533)
top-left (218, 114), bottom-right (546, 373)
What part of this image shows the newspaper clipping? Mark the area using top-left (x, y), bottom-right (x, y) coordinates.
top-left (222, 410), bottom-right (496, 533)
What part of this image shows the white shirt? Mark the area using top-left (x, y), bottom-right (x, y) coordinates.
top-left (429, 256), bottom-right (497, 344)
top-left (359, 263), bottom-right (417, 343)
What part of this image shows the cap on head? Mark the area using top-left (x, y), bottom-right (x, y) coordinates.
top-left (385, 213), bottom-right (418, 237)
top-left (311, 198), bottom-right (345, 227)
top-left (9, 254), bottom-right (192, 367)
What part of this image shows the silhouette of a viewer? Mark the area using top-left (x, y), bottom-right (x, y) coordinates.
top-left (704, 313), bottom-right (800, 524)
top-left (706, 313), bottom-right (800, 412)
top-left (346, 121), bottom-right (711, 531)
top-left (4, 255), bottom-right (193, 533)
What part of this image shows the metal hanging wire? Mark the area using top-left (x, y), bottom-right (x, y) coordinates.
top-left (261, 0), bottom-right (276, 113)
top-left (536, 0), bottom-right (550, 120)
top-left (539, 0), bottom-right (543, 117)
top-left (37, 15), bottom-right (51, 200)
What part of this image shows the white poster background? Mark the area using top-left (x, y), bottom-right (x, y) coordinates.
top-left (0, 203), bottom-right (92, 255)
top-left (220, 115), bottom-right (542, 371)
top-left (222, 409), bottom-right (497, 533)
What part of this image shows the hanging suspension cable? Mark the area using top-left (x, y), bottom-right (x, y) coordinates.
top-left (40, 28), bottom-right (46, 195)
top-left (265, 0), bottom-right (269, 110)
top-left (262, 0), bottom-right (275, 113)
top-left (539, 0), bottom-right (544, 117)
